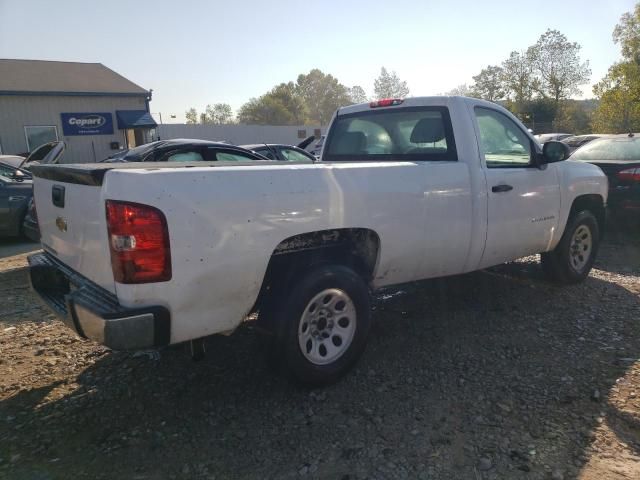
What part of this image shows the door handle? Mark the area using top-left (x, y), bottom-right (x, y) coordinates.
top-left (491, 184), bottom-right (513, 193)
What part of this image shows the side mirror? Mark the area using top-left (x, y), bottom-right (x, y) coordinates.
top-left (539, 141), bottom-right (570, 165)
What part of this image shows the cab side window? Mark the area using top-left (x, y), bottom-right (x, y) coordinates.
top-left (164, 150), bottom-right (204, 162)
top-left (214, 150), bottom-right (258, 162)
top-left (255, 148), bottom-right (277, 160)
top-left (475, 108), bottom-right (532, 167)
top-left (281, 148), bottom-right (313, 162)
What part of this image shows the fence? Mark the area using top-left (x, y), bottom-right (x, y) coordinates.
top-left (157, 124), bottom-right (325, 146)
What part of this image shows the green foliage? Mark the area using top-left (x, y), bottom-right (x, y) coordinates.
top-left (237, 69), bottom-right (353, 125)
top-left (501, 51), bottom-right (534, 104)
top-left (239, 96), bottom-right (290, 125)
top-left (593, 62), bottom-right (640, 133)
top-left (613, 3), bottom-right (640, 62)
top-left (348, 85), bottom-right (368, 104)
top-left (445, 84), bottom-right (473, 96)
top-left (185, 108), bottom-right (198, 125)
top-left (553, 100), bottom-right (594, 134)
top-left (204, 103), bottom-right (234, 124)
top-left (593, 3), bottom-right (640, 133)
top-left (470, 66), bottom-right (505, 101)
top-left (185, 104), bottom-right (234, 124)
top-left (527, 29), bottom-right (591, 103)
top-left (296, 69), bottom-right (351, 125)
top-left (373, 67), bottom-right (410, 99)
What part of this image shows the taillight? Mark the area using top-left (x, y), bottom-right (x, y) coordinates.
top-left (369, 98), bottom-right (404, 108)
top-left (617, 167), bottom-right (640, 182)
top-left (105, 200), bottom-right (171, 284)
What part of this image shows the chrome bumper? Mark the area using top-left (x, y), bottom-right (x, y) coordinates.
top-left (28, 252), bottom-right (170, 350)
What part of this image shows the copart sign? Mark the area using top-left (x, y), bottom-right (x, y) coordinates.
top-left (61, 112), bottom-right (114, 135)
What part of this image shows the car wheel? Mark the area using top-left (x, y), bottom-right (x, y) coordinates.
top-left (274, 264), bottom-right (371, 386)
top-left (541, 210), bottom-right (600, 284)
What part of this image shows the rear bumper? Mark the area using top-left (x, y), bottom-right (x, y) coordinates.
top-left (608, 186), bottom-right (640, 214)
top-left (28, 251), bottom-right (170, 350)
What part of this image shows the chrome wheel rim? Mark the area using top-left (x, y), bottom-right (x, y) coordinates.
top-left (298, 288), bottom-right (357, 365)
top-left (569, 224), bottom-right (592, 272)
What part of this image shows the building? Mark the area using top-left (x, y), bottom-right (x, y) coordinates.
top-left (0, 59), bottom-right (157, 163)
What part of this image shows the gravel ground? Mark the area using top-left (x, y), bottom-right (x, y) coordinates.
top-left (1, 230), bottom-right (640, 480)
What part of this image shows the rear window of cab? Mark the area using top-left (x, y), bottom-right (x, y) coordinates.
top-left (323, 107), bottom-right (457, 162)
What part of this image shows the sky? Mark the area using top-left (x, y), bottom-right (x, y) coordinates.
top-left (0, 0), bottom-right (636, 123)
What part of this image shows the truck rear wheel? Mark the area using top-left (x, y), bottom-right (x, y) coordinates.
top-left (541, 210), bottom-right (600, 284)
top-left (274, 264), bottom-right (371, 386)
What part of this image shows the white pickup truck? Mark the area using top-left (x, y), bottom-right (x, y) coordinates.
top-left (28, 96), bottom-right (608, 385)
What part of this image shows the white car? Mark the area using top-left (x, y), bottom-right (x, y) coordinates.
top-left (28, 96), bottom-right (607, 385)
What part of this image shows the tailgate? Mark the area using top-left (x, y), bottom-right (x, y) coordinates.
top-left (31, 170), bottom-right (115, 293)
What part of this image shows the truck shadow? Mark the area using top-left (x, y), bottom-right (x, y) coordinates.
top-left (1, 257), bottom-right (640, 479)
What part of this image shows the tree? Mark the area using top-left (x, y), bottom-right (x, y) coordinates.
top-left (470, 65), bottom-right (505, 101)
top-left (348, 85), bottom-right (368, 103)
top-left (553, 100), bottom-right (595, 134)
top-left (501, 50), bottom-right (535, 104)
top-left (238, 96), bottom-right (294, 125)
top-left (445, 84), bottom-right (473, 97)
top-left (373, 67), bottom-right (410, 99)
top-left (592, 3), bottom-right (640, 133)
top-left (592, 62), bottom-right (640, 132)
top-left (527, 29), bottom-right (591, 104)
top-left (185, 108), bottom-right (199, 124)
top-left (205, 103), bottom-right (234, 124)
top-left (270, 82), bottom-right (308, 124)
top-left (296, 69), bottom-right (351, 125)
top-left (613, 3), bottom-right (640, 62)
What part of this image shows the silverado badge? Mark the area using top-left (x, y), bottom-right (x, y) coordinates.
top-left (55, 216), bottom-right (68, 232)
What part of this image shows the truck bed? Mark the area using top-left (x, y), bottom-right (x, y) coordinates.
top-left (29, 160), bottom-right (300, 186)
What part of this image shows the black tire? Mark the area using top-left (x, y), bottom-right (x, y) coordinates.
top-left (272, 264), bottom-right (371, 386)
top-left (541, 210), bottom-right (600, 284)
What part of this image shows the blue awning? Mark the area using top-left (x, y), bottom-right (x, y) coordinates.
top-left (116, 110), bottom-right (157, 129)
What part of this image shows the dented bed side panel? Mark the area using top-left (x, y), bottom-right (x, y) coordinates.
top-left (100, 160), bottom-right (473, 344)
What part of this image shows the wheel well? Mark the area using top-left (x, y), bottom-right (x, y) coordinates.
top-left (251, 228), bottom-right (380, 316)
top-left (569, 194), bottom-right (605, 233)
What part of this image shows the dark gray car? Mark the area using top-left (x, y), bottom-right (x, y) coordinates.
top-left (0, 162), bottom-right (33, 237)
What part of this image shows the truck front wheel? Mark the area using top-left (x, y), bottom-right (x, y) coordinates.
top-left (541, 210), bottom-right (600, 284)
top-left (274, 264), bottom-right (371, 386)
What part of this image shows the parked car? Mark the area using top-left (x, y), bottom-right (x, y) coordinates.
top-left (309, 135), bottom-right (325, 157)
top-left (535, 133), bottom-right (573, 144)
top-left (0, 155), bottom-right (26, 168)
top-left (102, 139), bottom-right (268, 163)
top-left (3, 143), bottom-right (65, 240)
top-left (22, 197), bottom-right (39, 241)
top-left (563, 134), bottom-right (608, 153)
top-left (0, 161), bottom-right (33, 237)
top-left (28, 96), bottom-right (607, 386)
top-left (241, 144), bottom-right (315, 162)
top-left (570, 134), bottom-right (640, 218)
top-left (13, 141), bottom-right (65, 170)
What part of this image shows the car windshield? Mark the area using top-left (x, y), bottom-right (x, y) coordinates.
top-left (0, 162), bottom-right (31, 181)
top-left (572, 137), bottom-right (640, 161)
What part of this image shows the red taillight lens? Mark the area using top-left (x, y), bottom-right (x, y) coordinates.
top-left (105, 200), bottom-right (171, 284)
top-left (617, 167), bottom-right (640, 182)
top-left (369, 98), bottom-right (404, 108)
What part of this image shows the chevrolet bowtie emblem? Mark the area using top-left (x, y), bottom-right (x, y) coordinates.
top-left (55, 216), bottom-right (68, 232)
